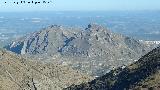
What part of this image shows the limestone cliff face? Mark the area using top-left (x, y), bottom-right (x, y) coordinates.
top-left (0, 49), bottom-right (92, 90)
top-left (5, 24), bottom-right (151, 76)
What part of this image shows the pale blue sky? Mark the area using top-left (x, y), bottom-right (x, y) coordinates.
top-left (0, 0), bottom-right (160, 12)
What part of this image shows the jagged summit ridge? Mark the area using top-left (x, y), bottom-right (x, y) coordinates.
top-left (5, 24), bottom-right (151, 76)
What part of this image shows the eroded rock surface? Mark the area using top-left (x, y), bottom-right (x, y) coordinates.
top-left (0, 49), bottom-right (92, 90)
top-left (5, 24), bottom-right (151, 76)
top-left (65, 46), bottom-right (160, 90)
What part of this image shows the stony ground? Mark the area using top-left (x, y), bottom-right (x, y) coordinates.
top-left (0, 49), bottom-right (93, 90)
top-left (65, 46), bottom-right (160, 90)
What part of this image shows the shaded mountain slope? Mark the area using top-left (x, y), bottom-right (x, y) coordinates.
top-left (5, 24), bottom-right (151, 76)
top-left (0, 49), bottom-right (92, 90)
top-left (65, 46), bottom-right (160, 90)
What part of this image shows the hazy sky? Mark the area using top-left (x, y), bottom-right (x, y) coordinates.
top-left (0, 0), bottom-right (160, 12)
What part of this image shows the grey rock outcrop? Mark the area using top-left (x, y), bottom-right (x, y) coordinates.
top-left (65, 46), bottom-right (160, 90)
top-left (5, 24), bottom-right (151, 76)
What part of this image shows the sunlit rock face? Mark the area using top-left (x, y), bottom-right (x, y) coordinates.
top-left (5, 24), bottom-right (151, 77)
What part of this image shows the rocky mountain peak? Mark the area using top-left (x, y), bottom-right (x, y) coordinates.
top-left (5, 24), bottom-right (151, 77)
top-left (85, 23), bottom-right (110, 33)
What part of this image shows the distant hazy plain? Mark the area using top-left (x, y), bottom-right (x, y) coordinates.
top-left (0, 11), bottom-right (160, 47)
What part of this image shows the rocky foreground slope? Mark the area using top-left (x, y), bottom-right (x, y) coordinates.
top-left (65, 46), bottom-right (160, 90)
top-left (5, 24), bottom-right (151, 76)
top-left (0, 49), bottom-right (92, 90)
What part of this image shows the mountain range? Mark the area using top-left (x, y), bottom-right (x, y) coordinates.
top-left (0, 24), bottom-right (160, 90)
top-left (5, 24), bottom-right (151, 77)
